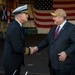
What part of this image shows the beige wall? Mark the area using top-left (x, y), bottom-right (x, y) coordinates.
top-left (23, 20), bottom-right (36, 27)
top-left (69, 21), bottom-right (75, 24)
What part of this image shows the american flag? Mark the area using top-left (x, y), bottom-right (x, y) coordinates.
top-left (33, 0), bottom-right (75, 28)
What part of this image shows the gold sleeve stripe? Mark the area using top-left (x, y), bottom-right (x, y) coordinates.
top-left (24, 47), bottom-right (29, 55)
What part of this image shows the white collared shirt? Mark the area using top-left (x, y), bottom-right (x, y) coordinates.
top-left (58, 20), bottom-right (67, 32)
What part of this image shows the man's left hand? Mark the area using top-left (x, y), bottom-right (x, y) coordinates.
top-left (58, 51), bottom-right (67, 61)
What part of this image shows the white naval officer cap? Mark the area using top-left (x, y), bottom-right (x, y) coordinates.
top-left (12, 4), bottom-right (30, 14)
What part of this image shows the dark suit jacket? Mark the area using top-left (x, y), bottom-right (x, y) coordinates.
top-left (37, 21), bottom-right (75, 71)
top-left (3, 20), bottom-right (25, 70)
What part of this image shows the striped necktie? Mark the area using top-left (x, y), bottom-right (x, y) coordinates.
top-left (54, 26), bottom-right (60, 38)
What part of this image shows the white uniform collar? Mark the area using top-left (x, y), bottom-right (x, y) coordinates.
top-left (15, 19), bottom-right (22, 27)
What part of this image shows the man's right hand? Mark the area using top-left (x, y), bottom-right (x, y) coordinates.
top-left (29, 46), bottom-right (38, 54)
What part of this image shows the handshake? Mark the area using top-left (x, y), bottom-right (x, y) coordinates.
top-left (24, 46), bottom-right (38, 55)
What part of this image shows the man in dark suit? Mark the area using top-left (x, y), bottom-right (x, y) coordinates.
top-left (2, 4), bottom-right (30, 75)
top-left (30, 9), bottom-right (75, 75)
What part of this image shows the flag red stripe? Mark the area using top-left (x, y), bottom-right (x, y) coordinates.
top-left (53, 1), bottom-right (75, 4)
top-left (7, 16), bottom-right (11, 19)
top-left (53, 7), bottom-right (75, 10)
top-left (34, 11), bottom-right (50, 16)
top-left (67, 13), bottom-right (75, 16)
top-left (68, 19), bottom-right (75, 20)
top-left (35, 17), bottom-right (53, 22)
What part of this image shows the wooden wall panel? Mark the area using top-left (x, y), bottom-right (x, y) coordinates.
top-left (6, 0), bottom-right (18, 9)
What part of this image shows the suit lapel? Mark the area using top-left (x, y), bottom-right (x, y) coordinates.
top-left (50, 22), bottom-right (68, 45)
top-left (56, 22), bottom-right (68, 39)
